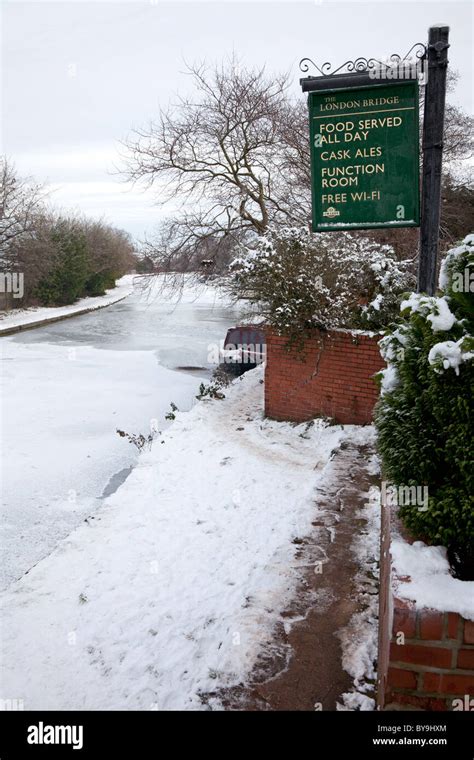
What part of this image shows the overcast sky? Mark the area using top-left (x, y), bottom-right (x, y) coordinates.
top-left (2, 0), bottom-right (472, 241)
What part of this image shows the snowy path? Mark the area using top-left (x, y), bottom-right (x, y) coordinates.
top-left (0, 367), bottom-right (371, 710)
top-left (208, 438), bottom-right (381, 711)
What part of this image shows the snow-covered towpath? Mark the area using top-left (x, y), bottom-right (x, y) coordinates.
top-left (0, 367), bottom-right (370, 710)
top-left (0, 275), bottom-right (135, 335)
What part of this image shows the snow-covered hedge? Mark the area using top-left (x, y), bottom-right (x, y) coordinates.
top-left (228, 227), bottom-right (414, 345)
top-left (375, 234), bottom-right (474, 578)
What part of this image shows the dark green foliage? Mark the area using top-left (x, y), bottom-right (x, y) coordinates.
top-left (35, 225), bottom-right (88, 305)
top-left (196, 382), bottom-right (225, 400)
top-left (196, 367), bottom-right (230, 400)
top-left (33, 217), bottom-right (132, 306)
top-left (84, 271), bottom-right (117, 297)
top-left (375, 235), bottom-right (474, 566)
top-left (440, 237), bottom-right (474, 325)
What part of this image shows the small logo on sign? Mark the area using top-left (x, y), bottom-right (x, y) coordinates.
top-left (323, 206), bottom-right (340, 219)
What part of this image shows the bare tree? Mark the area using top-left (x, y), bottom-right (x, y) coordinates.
top-left (440, 71), bottom-right (474, 171)
top-left (440, 173), bottom-right (474, 244)
top-left (0, 158), bottom-right (45, 264)
top-left (278, 98), bottom-right (312, 213)
top-left (123, 58), bottom-right (308, 246)
top-left (125, 61), bottom-right (473, 279)
top-left (81, 218), bottom-right (136, 278)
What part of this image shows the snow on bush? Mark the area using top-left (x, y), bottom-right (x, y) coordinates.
top-left (375, 234), bottom-right (474, 577)
top-left (378, 364), bottom-right (399, 396)
top-left (400, 293), bottom-right (458, 332)
top-left (438, 233), bottom-right (474, 291)
top-left (228, 227), bottom-right (414, 345)
top-left (428, 337), bottom-right (474, 375)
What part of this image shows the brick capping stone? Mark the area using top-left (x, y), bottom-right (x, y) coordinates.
top-left (264, 328), bottom-right (385, 425)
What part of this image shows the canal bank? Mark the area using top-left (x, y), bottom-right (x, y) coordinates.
top-left (0, 275), bottom-right (135, 336)
top-left (0, 276), bottom-right (242, 590)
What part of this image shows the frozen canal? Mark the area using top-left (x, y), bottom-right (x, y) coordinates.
top-left (0, 277), bottom-right (241, 590)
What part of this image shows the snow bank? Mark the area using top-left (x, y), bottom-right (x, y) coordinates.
top-left (0, 366), bottom-right (358, 710)
top-left (0, 275), bottom-right (135, 334)
top-left (337, 483), bottom-right (381, 712)
top-left (391, 538), bottom-right (474, 621)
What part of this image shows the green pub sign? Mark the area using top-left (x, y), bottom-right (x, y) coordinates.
top-left (309, 81), bottom-right (420, 231)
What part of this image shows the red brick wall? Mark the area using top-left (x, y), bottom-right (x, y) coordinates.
top-left (265, 329), bottom-right (384, 425)
top-left (382, 599), bottom-right (474, 711)
top-left (377, 508), bottom-right (474, 711)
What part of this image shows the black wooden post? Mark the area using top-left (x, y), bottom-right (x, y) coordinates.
top-left (418, 25), bottom-right (450, 295)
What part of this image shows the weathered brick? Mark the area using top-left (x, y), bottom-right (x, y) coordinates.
top-left (392, 604), bottom-right (416, 639)
top-left (419, 610), bottom-right (444, 640)
top-left (439, 672), bottom-right (474, 695)
top-left (386, 692), bottom-right (448, 711)
top-left (464, 620), bottom-right (474, 644)
top-left (422, 672), bottom-right (441, 693)
top-left (457, 649), bottom-right (474, 669)
top-left (387, 667), bottom-right (418, 689)
top-left (446, 613), bottom-right (460, 639)
top-left (389, 642), bottom-right (452, 669)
